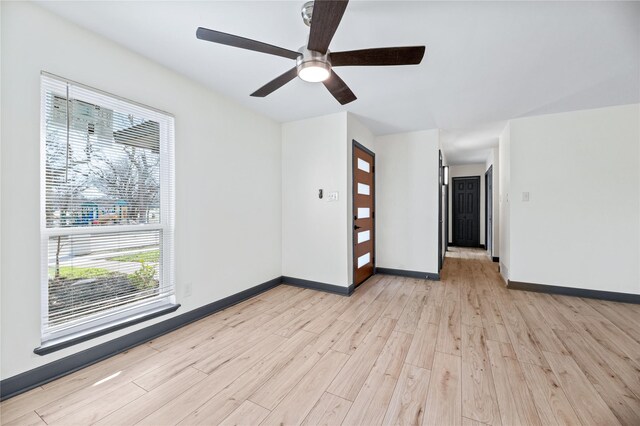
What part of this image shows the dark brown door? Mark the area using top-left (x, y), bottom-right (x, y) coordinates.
top-left (353, 142), bottom-right (375, 286)
top-left (452, 176), bottom-right (480, 247)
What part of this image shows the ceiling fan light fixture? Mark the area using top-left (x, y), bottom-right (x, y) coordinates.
top-left (298, 61), bottom-right (331, 82)
top-left (296, 46), bottom-right (331, 82)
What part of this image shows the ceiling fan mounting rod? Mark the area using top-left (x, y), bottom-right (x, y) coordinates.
top-left (301, 1), bottom-right (314, 27)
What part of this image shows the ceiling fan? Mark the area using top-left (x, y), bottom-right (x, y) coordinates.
top-left (196, 0), bottom-right (425, 105)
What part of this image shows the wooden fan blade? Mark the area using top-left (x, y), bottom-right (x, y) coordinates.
top-left (331, 46), bottom-right (426, 67)
top-left (196, 27), bottom-right (300, 60)
top-left (322, 70), bottom-right (356, 105)
top-left (307, 0), bottom-right (349, 54)
top-left (251, 67), bottom-right (299, 97)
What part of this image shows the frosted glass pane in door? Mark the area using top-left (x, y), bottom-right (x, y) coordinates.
top-left (357, 183), bottom-right (370, 195)
top-left (357, 230), bottom-right (371, 244)
top-left (357, 208), bottom-right (370, 219)
top-left (357, 158), bottom-right (370, 173)
top-left (357, 252), bottom-right (371, 268)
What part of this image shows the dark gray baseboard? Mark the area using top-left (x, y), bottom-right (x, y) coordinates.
top-left (376, 267), bottom-right (440, 281)
top-left (507, 280), bottom-right (640, 304)
top-left (0, 276), bottom-right (282, 401)
top-left (281, 276), bottom-right (354, 296)
top-left (492, 256), bottom-right (499, 263)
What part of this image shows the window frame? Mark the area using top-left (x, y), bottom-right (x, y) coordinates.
top-left (39, 72), bottom-right (177, 351)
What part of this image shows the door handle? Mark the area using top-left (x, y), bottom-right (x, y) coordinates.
top-left (354, 225), bottom-right (362, 230)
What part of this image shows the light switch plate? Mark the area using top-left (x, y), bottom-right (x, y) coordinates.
top-left (327, 191), bottom-right (339, 201)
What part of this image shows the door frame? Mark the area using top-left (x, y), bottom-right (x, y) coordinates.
top-left (444, 172), bottom-right (449, 254)
top-left (452, 176), bottom-right (481, 247)
top-left (352, 139), bottom-right (375, 287)
top-left (485, 166), bottom-right (493, 256)
top-left (438, 151), bottom-right (443, 270)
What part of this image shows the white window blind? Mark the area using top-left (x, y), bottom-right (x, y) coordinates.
top-left (40, 72), bottom-right (175, 344)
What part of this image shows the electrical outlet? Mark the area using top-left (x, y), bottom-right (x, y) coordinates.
top-left (184, 282), bottom-right (192, 297)
top-left (327, 191), bottom-right (339, 201)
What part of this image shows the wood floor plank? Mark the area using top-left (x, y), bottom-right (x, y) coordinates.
top-left (515, 297), bottom-right (570, 355)
top-left (342, 331), bottom-right (413, 425)
top-left (332, 301), bottom-right (386, 354)
top-left (571, 317), bottom-right (640, 397)
top-left (300, 392), bottom-right (352, 426)
top-left (485, 343), bottom-right (519, 426)
top-left (259, 350), bottom-right (350, 426)
top-left (461, 281), bottom-right (483, 328)
top-left (94, 367), bottom-right (207, 426)
top-left (520, 362), bottom-right (582, 426)
top-left (492, 289), bottom-right (548, 367)
top-left (382, 278), bottom-right (416, 320)
top-left (543, 350), bottom-right (621, 426)
top-left (577, 315), bottom-right (640, 366)
top-left (248, 320), bottom-right (351, 410)
top-left (461, 417), bottom-right (487, 426)
top-left (218, 400), bottom-right (270, 426)
top-left (423, 351), bottom-right (462, 426)
top-left (133, 312), bottom-right (276, 390)
top-left (382, 363), bottom-right (431, 426)
top-left (47, 382), bottom-right (146, 426)
top-left (553, 329), bottom-right (640, 425)
top-left (584, 298), bottom-right (640, 343)
top-left (405, 321), bottom-right (438, 369)
top-left (274, 293), bottom-right (342, 338)
top-left (373, 276), bottom-right (404, 305)
top-left (476, 292), bottom-right (510, 344)
top-left (486, 340), bottom-right (540, 426)
top-left (461, 325), bottom-right (501, 426)
top-left (302, 297), bottom-right (352, 334)
top-left (396, 286), bottom-right (429, 334)
top-left (327, 317), bottom-right (397, 401)
top-left (138, 332), bottom-right (308, 425)
top-left (337, 275), bottom-right (387, 323)
top-left (524, 292), bottom-right (576, 331)
top-left (436, 299), bottom-right (462, 356)
top-left (419, 294), bottom-right (443, 327)
top-left (1, 411), bottom-right (46, 426)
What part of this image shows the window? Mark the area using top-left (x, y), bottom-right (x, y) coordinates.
top-left (40, 73), bottom-right (175, 348)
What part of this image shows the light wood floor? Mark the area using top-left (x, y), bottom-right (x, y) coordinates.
top-left (2, 248), bottom-right (640, 426)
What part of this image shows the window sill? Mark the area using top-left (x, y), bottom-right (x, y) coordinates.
top-left (34, 303), bottom-right (180, 356)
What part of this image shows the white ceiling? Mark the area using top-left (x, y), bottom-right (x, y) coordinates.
top-left (36, 1), bottom-right (640, 164)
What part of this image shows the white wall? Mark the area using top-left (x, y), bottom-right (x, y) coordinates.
top-left (508, 104), bottom-right (640, 295)
top-left (485, 147), bottom-right (500, 258)
top-left (448, 163), bottom-right (486, 246)
top-left (1, 2), bottom-right (282, 379)
top-left (281, 113), bottom-right (376, 287)
top-left (374, 130), bottom-right (440, 275)
top-left (499, 123), bottom-right (511, 281)
top-left (281, 113), bottom-right (350, 287)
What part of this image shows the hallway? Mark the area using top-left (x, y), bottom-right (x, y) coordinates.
top-left (2, 249), bottom-right (640, 425)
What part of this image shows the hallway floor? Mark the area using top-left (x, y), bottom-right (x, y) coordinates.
top-left (2, 248), bottom-right (640, 425)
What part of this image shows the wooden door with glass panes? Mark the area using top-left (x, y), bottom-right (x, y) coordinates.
top-left (353, 142), bottom-right (375, 286)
